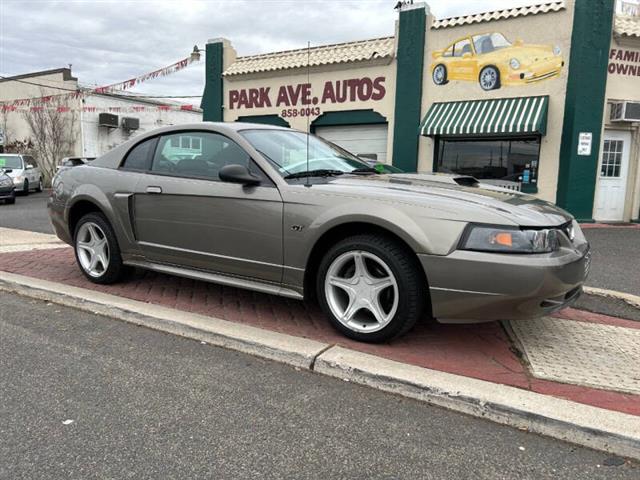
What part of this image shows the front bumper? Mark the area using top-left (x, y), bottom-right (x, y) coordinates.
top-left (0, 185), bottom-right (15, 199)
top-left (419, 244), bottom-right (590, 323)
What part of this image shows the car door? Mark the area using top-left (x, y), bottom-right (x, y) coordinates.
top-left (132, 130), bottom-right (284, 284)
top-left (23, 156), bottom-right (38, 187)
top-left (449, 37), bottom-right (475, 81)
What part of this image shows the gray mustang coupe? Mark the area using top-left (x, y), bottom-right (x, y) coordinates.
top-left (49, 123), bottom-right (590, 342)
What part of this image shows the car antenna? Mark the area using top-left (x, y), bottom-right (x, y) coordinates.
top-left (305, 40), bottom-right (311, 188)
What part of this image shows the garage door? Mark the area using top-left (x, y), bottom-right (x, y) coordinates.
top-left (315, 124), bottom-right (389, 164)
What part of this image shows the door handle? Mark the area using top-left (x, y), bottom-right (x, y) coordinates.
top-left (146, 186), bottom-right (162, 194)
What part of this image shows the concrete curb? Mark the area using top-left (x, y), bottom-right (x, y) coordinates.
top-left (1, 271), bottom-right (639, 460)
top-left (315, 347), bottom-right (640, 460)
top-left (0, 272), bottom-right (328, 370)
top-left (584, 286), bottom-right (640, 309)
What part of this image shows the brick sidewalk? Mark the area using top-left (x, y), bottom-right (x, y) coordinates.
top-left (1, 247), bottom-right (638, 416)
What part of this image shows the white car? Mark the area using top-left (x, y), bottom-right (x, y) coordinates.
top-left (0, 153), bottom-right (44, 195)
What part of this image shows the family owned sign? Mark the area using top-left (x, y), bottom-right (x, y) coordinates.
top-left (228, 76), bottom-right (386, 114)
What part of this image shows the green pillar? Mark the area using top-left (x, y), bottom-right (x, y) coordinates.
top-left (556, 1), bottom-right (615, 221)
top-left (200, 40), bottom-right (224, 122)
top-left (391, 5), bottom-right (426, 172)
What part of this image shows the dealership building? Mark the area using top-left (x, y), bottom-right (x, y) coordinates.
top-left (201, 0), bottom-right (640, 223)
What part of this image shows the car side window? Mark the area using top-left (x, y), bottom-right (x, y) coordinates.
top-left (24, 156), bottom-right (37, 167)
top-left (121, 138), bottom-right (157, 171)
top-left (151, 131), bottom-right (250, 181)
top-left (452, 38), bottom-right (472, 57)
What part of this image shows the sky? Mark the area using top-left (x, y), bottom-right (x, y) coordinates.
top-left (1, 0), bottom-right (549, 103)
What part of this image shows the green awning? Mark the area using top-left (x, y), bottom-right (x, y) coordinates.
top-left (420, 95), bottom-right (549, 137)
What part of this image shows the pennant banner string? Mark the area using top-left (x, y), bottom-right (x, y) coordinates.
top-left (1, 55), bottom-right (199, 106)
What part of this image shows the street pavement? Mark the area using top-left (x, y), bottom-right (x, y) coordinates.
top-left (582, 227), bottom-right (640, 297)
top-left (0, 291), bottom-right (637, 479)
top-left (0, 190), bottom-right (53, 234)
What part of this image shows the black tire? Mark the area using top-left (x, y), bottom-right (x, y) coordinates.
top-left (432, 64), bottom-right (448, 85)
top-left (22, 180), bottom-right (29, 196)
top-left (5, 197), bottom-right (15, 205)
top-left (36, 178), bottom-right (43, 192)
top-left (73, 212), bottom-right (128, 284)
top-left (479, 65), bottom-right (501, 91)
top-left (316, 234), bottom-right (426, 343)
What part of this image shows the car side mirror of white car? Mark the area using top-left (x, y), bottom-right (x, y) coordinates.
top-left (26, 164), bottom-right (34, 170)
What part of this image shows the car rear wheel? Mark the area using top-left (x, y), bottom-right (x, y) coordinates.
top-left (5, 197), bottom-right (15, 205)
top-left (317, 234), bottom-right (426, 343)
top-left (432, 64), bottom-right (448, 85)
top-left (479, 66), bottom-right (500, 91)
top-left (22, 180), bottom-right (29, 196)
top-left (74, 212), bottom-right (128, 284)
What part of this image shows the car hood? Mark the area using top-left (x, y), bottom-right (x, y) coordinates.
top-left (316, 173), bottom-right (572, 227)
top-left (485, 45), bottom-right (557, 63)
top-left (1, 168), bottom-right (24, 178)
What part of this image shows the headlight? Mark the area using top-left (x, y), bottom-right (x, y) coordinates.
top-left (553, 45), bottom-right (561, 56)
top-left (13, 175), bottom-right (24, 183)
top-left (460, 225), bottom-right (560, 254)
top-left (509, 58), bottom-right (520, 69)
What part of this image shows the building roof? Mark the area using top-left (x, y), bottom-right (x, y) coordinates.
top-left (223, 36), bottom-right (395, 76)
top-left (0, 67), bottom-right (77, 84)
top-left (614, 15), bottom-right (640, 38)
top-left (431, 1), bottom-right (565, 29)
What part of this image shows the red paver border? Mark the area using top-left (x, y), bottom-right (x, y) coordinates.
top-left (0, 247), bottom-right (638, 416)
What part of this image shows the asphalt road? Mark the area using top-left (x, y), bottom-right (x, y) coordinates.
top-left (0, 292), bottom-right (637, 479)
top-left (1, 191), bottom-right (638, 297)
top-left (0, 190), bottom-right (53, 234)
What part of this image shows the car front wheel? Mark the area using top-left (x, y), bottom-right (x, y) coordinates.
top-left (74, 212), bottom-right (128, 284)
top-left (317, 234), bottom-right (426, 343)
top-left (479, 66), bottom-right (501, 91)
top-left (36, 178), bottom-right (43, 192)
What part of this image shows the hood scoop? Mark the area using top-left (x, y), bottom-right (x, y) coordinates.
top-left (452, 176), bottom-right (480, 187)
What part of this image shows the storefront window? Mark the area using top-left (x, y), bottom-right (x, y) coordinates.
top-left (436, 136), bottom-right (541, 189)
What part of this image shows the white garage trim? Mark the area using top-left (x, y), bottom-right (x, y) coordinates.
top-left (315, 124), bottom-right (389, 164)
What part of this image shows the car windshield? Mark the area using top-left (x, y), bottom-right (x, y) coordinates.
top-left (0, 155), bottom-right (23, 169)
top-left (241, 129), bottom-right (372, 177)
top-left (473, 33), bottom-right (512, 55)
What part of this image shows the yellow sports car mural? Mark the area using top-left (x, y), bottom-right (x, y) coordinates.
top-left (430, 32), bottom-right (564, 91)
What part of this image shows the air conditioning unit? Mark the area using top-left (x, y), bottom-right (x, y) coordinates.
top-left (610, 101), bottom-right (640, 122)
top-left (98, 113), bottom-right (119, 128)
top-left (122, 117), bottom-right (140, 130)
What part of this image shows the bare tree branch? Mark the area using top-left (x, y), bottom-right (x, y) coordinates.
top-left (21, 89), bottom-right (79, 184)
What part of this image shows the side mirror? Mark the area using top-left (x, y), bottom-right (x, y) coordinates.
top-left (26, 164), bottom-right (34, 170)
top-left (219, 164), bottom-right (261, 186)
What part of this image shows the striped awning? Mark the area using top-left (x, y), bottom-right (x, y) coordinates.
top-left (420, 96), bottom-right (549, 137)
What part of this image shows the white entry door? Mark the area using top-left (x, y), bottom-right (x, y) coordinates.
top-left (594, 130), bottom-right (631, 222)
top-left (315, 124), bottom-right (389, 164)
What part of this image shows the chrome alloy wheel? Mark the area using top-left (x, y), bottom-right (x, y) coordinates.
top-left (324, 250), bottom-right (399, 333)
top-left (76, 222), bottom-right (110, 278)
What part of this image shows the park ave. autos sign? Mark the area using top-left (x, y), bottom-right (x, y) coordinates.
top-left (228, 76), bottom-right (386, 118)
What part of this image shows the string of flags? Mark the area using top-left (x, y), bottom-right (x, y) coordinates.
top-left (1, 104), bottom-right (197, 113)
top-left (1, 55), bottom-right (198, 107)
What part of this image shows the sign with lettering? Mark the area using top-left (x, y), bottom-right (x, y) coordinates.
top-left (608, 48), bottom-right (640, 77)
top-left (578, 132), bottom-right (592, 156)
top-left (228, 76), bottom-right (386, 118)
